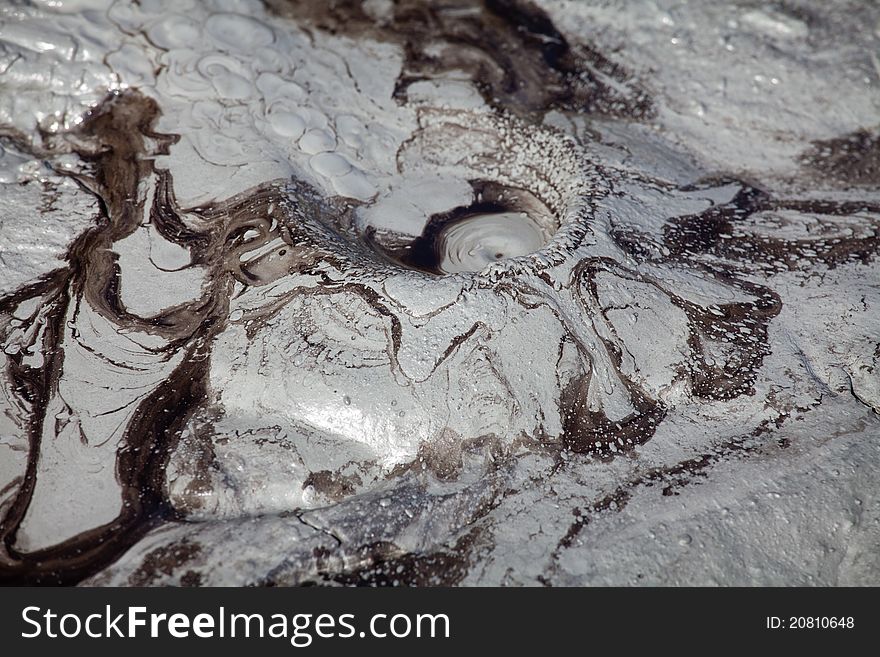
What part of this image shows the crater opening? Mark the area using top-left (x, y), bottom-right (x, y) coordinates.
top-left (368, 180), bottom-right (558, 275)
top-left (434, 210), bottom-right (547, 273)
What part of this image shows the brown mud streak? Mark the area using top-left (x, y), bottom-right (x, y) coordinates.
top-left (801, 128), bottom-right (880, 187)
top-left (0, 89), bottom-right (402, 584)
top-left (0, 9), bottom-right (876, 587)
top-left (0, 92), bottom-right (227, 584)
top-left (541, 425), bottom-right (780, 585)
top-left (664, 181), bottom-right (880, 273)
top-left (265, 0), bottom-right (652, 119)
top-left (0, 276), bottom-right (69, 579)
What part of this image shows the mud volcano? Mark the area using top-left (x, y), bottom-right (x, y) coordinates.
top-left (0, 0), bottom-right (879, 585)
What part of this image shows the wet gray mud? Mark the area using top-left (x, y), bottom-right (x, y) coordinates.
top-left (1, 0), bottom-right (879, 585)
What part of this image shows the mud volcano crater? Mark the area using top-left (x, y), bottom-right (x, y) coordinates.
top-left (365, 181), bottom-right (559, 274)
top-left (0, 0), bottom-right (879, 588)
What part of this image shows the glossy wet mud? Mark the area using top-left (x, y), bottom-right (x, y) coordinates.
top-left (1, 0), bottom-right (879, 585)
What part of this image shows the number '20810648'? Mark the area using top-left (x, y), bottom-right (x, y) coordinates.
top-left (766, 617), bottom-right (854, 629)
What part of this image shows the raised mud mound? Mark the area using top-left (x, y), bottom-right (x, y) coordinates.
top-left (0, 0), bottom-right (879, 585)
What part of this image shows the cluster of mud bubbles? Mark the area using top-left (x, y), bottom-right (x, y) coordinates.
top-left (1, 0), bottom-right (879, 585)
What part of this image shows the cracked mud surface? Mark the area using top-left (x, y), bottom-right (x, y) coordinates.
top-left (0, 0), bottom-right (879, 585)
